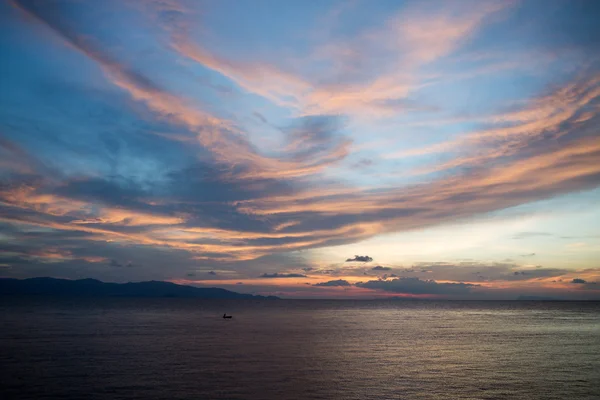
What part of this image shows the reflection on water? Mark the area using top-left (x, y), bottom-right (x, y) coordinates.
top-left (1, 298), bottom-right (599, 399)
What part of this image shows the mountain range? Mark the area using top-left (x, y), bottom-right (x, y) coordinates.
top-left (0, 277), bottom-right (279, 299)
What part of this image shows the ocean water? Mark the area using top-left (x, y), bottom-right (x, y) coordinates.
top-left (1, 298), bottom-right (599, 400)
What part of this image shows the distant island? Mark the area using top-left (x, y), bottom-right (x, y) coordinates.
top-left (0, 277), bottom-right (279, 299)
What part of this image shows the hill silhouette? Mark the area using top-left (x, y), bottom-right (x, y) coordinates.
top-left (0, 277), bottom-right (278, 299)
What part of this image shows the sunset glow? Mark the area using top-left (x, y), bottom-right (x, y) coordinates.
top-left (1, 0), bottom-right (599, 299)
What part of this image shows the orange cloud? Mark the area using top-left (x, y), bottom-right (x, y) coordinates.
top-left (387, 72), bottom-right (600, 169)
top-left (169, 0), bottom-right (517, 121)
top-left (71, 208), bottom-right (184, 226)
top-left (1, 185), bottom-right (184, 227)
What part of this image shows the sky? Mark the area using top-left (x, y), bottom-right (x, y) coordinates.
top-left (0, 0), bottom-right (599, 299)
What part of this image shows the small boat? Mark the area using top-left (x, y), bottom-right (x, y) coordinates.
top-left (222, 313), bottom-right (232, 319)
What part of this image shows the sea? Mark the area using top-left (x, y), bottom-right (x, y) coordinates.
top-left (1, 298), bottom-right (599, 400)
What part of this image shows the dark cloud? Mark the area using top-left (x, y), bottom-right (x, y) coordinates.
top-left (371, 266), bottom-right (391, 271)
top-left (0, 225), bottom-right (208, 282)
top-left (53, 177), bottom-right (151, 210)
top-left (208, 271), bottom-right (217, 275)
top-left (166, 161), bottom-right (294, 204)
top-left (314, 269), bottom-right (336, 275)
top-left (260, 273), bottom-right (307, 278)
top-left (346, 255), bottom-right (373, 262)
top-left (356, 277), bottom-right (477, 295)
top-left (520, 253), bottom-right (536, 257)
top-left (313, 279), bottom-right (351, 287)
top-left (352, 158), bottom-right (374, 169)
top-left (571, 278), bottom-right (586, 284)
top-left (302, 267), bottom-right (314, 272)
top-left (284, 115), bottom-right (348, 162)
top-left (109, 259), bottom-right (134, 268)
top-left (253, 112), bottom-right (268, 124)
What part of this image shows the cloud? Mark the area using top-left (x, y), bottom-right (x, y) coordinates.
top-left (253, 112), bottom-right (268, 124)
top-left (404, 262), bottom-right (569, 283)
top-left (5, 0), bottom-right (600, 268)
top-left (0, 136), bottom-right (56, 177)
top-left (346, 255), bottom-right (373, 262)
top-left (238, 131), bottom-right (600, 251)
top-left (356, 277), bottom-right (477, 295)
top-left (109, 259), bottom-right (134, 268)
top-left (512, 232), bottom-right (553, 240)
top-left (520, 253), bottom-right (536, 257)
top-left (314, 279), bottom-right (351, 287)
top-left (166, 0), bottom-right (513, 119)
top-left (260, 273), bottom-right (307, 278)
top-left (11, 0), bottom-right (351, 183)
top-left (571, 278), bottom-right (587, 284)
top-left (171, 36), bottom-right (310, 110)
top-left (208, 271), bottom-right (217, 275)
top-left (352, 159), bottom-right (374, 169)
top-left (391, 70), bottom-right (600, 172)
top-left (1, 0), bottom-right (599, 301)
top-left (371, 265), bottom-right (391, 271)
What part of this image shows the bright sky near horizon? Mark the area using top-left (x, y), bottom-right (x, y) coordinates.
top-left (1, 0), bottom-right (599, 299)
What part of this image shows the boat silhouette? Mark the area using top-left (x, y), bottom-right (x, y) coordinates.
top-left (223, 313), bottom-right (232, 319)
